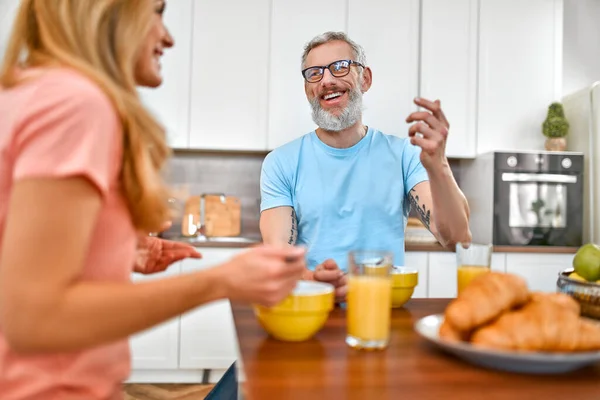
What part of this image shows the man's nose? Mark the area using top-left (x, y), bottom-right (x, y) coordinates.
top-left (320, 68), bottom-right (337, 86)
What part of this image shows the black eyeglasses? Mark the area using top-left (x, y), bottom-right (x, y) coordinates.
top-left (301, 59), bottom-right (365, 83)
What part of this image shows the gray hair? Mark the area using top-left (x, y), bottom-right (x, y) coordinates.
top-left (301, 31), bottom-right (367, 69)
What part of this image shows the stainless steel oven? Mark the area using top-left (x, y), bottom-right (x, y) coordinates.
top-left (460, 151), bottom-right (584, 247)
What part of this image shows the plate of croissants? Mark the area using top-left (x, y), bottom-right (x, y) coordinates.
top-left (414, 271), bottom-right (600, 374)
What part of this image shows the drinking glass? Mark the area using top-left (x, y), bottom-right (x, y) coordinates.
top-left (456, 243), bottom-right (493, 295)
top-left (346, 250), bottom-right (393, 350)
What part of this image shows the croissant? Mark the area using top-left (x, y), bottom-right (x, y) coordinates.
top-left (445, 272), bottom-right (529, 332)
top-left (528, 291), bottom-right (580, 315)
top-left (471, 299), bottom-right (600, 352)
top-left (439, 319), bottom-right (469, 342)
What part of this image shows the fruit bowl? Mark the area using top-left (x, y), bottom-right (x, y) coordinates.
top-left (556, 268), bottom-right (600, 320)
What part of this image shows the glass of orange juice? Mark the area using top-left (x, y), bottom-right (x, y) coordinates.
top-left (346, 250), bottom-right (393, 350)
top-left (456, 242), bottom-right (493, 295)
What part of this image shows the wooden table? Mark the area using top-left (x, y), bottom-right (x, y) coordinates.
top-left (231, 299), bottom-right (600, 400)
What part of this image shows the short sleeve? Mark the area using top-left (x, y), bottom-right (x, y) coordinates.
top-left (402, 141), bottom-right (429, 196)
top-left (260, 150), bottom-right (293, 212)
top-left (12, 74), bottom-right (121, 196)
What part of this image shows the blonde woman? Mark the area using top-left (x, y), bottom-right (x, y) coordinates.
top-left (0, 0), bottom-right (306, 399)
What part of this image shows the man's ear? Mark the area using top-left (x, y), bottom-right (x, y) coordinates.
top-left (361, 66), bottom-right (373, 93)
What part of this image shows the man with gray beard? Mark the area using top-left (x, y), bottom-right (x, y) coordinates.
top-left (259, 31), bottom-right (471, 302)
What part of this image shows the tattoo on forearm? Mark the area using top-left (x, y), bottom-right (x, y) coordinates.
top-left (289, 209), bottom-right (298, 245)
top-left (408, 189), bottom-right (431, 230)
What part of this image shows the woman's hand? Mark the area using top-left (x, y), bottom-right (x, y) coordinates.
top-left (135, 236), bottom-right (202, 274)
top-left (220, 245), bottom-right (307, 307)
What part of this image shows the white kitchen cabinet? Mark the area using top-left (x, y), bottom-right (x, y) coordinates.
top-left (420, 0), bottom-right (478, 158)
top-left (347, 0), bottom-right (420, 138)
top-left (414, 250), bottom-right (571, 298)
top-left (490, 252), bottom-right (507, 273)
top-left (423, 251), bottom-right (505, 298)
top-left (267, 0), bottom-right (420, 149)
top-left (404, 251), bottom-right (429, 298)
top-left (188, 0), bottom-right (271, 150)
top-left (178, 248), bottom-right (245, 369)
top-left (138, 0), bottom-right (193, 149)
top-left (428, 252), bottom-right (457, 298)
top-left (267, 0), bottom-right (348, 149)
top-left (476, 0), bottom-right (563, 154)
top-left (135, 0), bottom-right (561, 154)
top-left (505, 253), bottom-right (573, 292)
top-left (129, 262), bottom-right (182, 370)
top-left (0, 0), bottom-right (19, 64)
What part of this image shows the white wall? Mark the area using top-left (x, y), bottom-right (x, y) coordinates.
top-left (562, 0), bottom-right (600, 96)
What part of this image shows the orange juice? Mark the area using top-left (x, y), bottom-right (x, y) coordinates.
top-left (364, 264), bottom-right (392, 277)
top-left (347, 275), bottom-right (391, 346)
top-left (457, 265), bottom-right (490, 294)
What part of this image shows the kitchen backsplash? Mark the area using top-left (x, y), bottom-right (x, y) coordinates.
top-left (164, 150), bottom-right (265, 238)
top-left (164, 149), bottom-right (463, 238)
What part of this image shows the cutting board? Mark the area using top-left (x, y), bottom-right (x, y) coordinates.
top-left (182, 194), bottom-right (241, 237)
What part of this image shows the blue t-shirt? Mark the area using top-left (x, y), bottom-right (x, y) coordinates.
top-left (260, 127), bottom-right (429, 271)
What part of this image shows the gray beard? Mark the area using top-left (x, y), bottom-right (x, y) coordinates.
top-left (309, 87), bottom-right (363, 132)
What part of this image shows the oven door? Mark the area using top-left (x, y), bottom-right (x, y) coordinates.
top-left (493, 172), bottom-right (583, 246)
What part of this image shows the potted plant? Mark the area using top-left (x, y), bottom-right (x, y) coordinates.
top-left (542, 102), bottom-right (569, 151)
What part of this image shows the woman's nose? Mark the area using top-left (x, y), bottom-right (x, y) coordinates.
top-left (163, 27), bottom-right (174, 48)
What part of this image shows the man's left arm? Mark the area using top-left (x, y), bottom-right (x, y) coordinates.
top-left (406, 97), bottom-right (472, 250)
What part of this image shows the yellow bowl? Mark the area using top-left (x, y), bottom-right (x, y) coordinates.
top-left (253, 280), bottom-right (335, 342)
top-left (391, 267), bottom-right (419, 308)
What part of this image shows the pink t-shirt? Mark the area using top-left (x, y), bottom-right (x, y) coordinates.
top-left (0, 68), bottom-right (138, 399)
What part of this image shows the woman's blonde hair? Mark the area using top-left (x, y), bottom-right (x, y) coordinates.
top-left (0, 0), bottom-right (171, 233)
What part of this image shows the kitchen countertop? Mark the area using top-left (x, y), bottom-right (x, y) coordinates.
top-left (406, 242), bottom-right (579, 254)
top-left (171, 236), bottom-right (579, 254)
top-left (231, 299), bottom-right (600, 399)
top-left (167, 235), bottom-right (261, 248)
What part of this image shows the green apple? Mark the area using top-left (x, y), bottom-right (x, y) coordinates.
top-left (573, 243), bottom-right (600, 281)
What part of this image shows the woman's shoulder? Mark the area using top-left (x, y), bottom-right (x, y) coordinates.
top-left (18, 67), bottom-right (115, 112)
